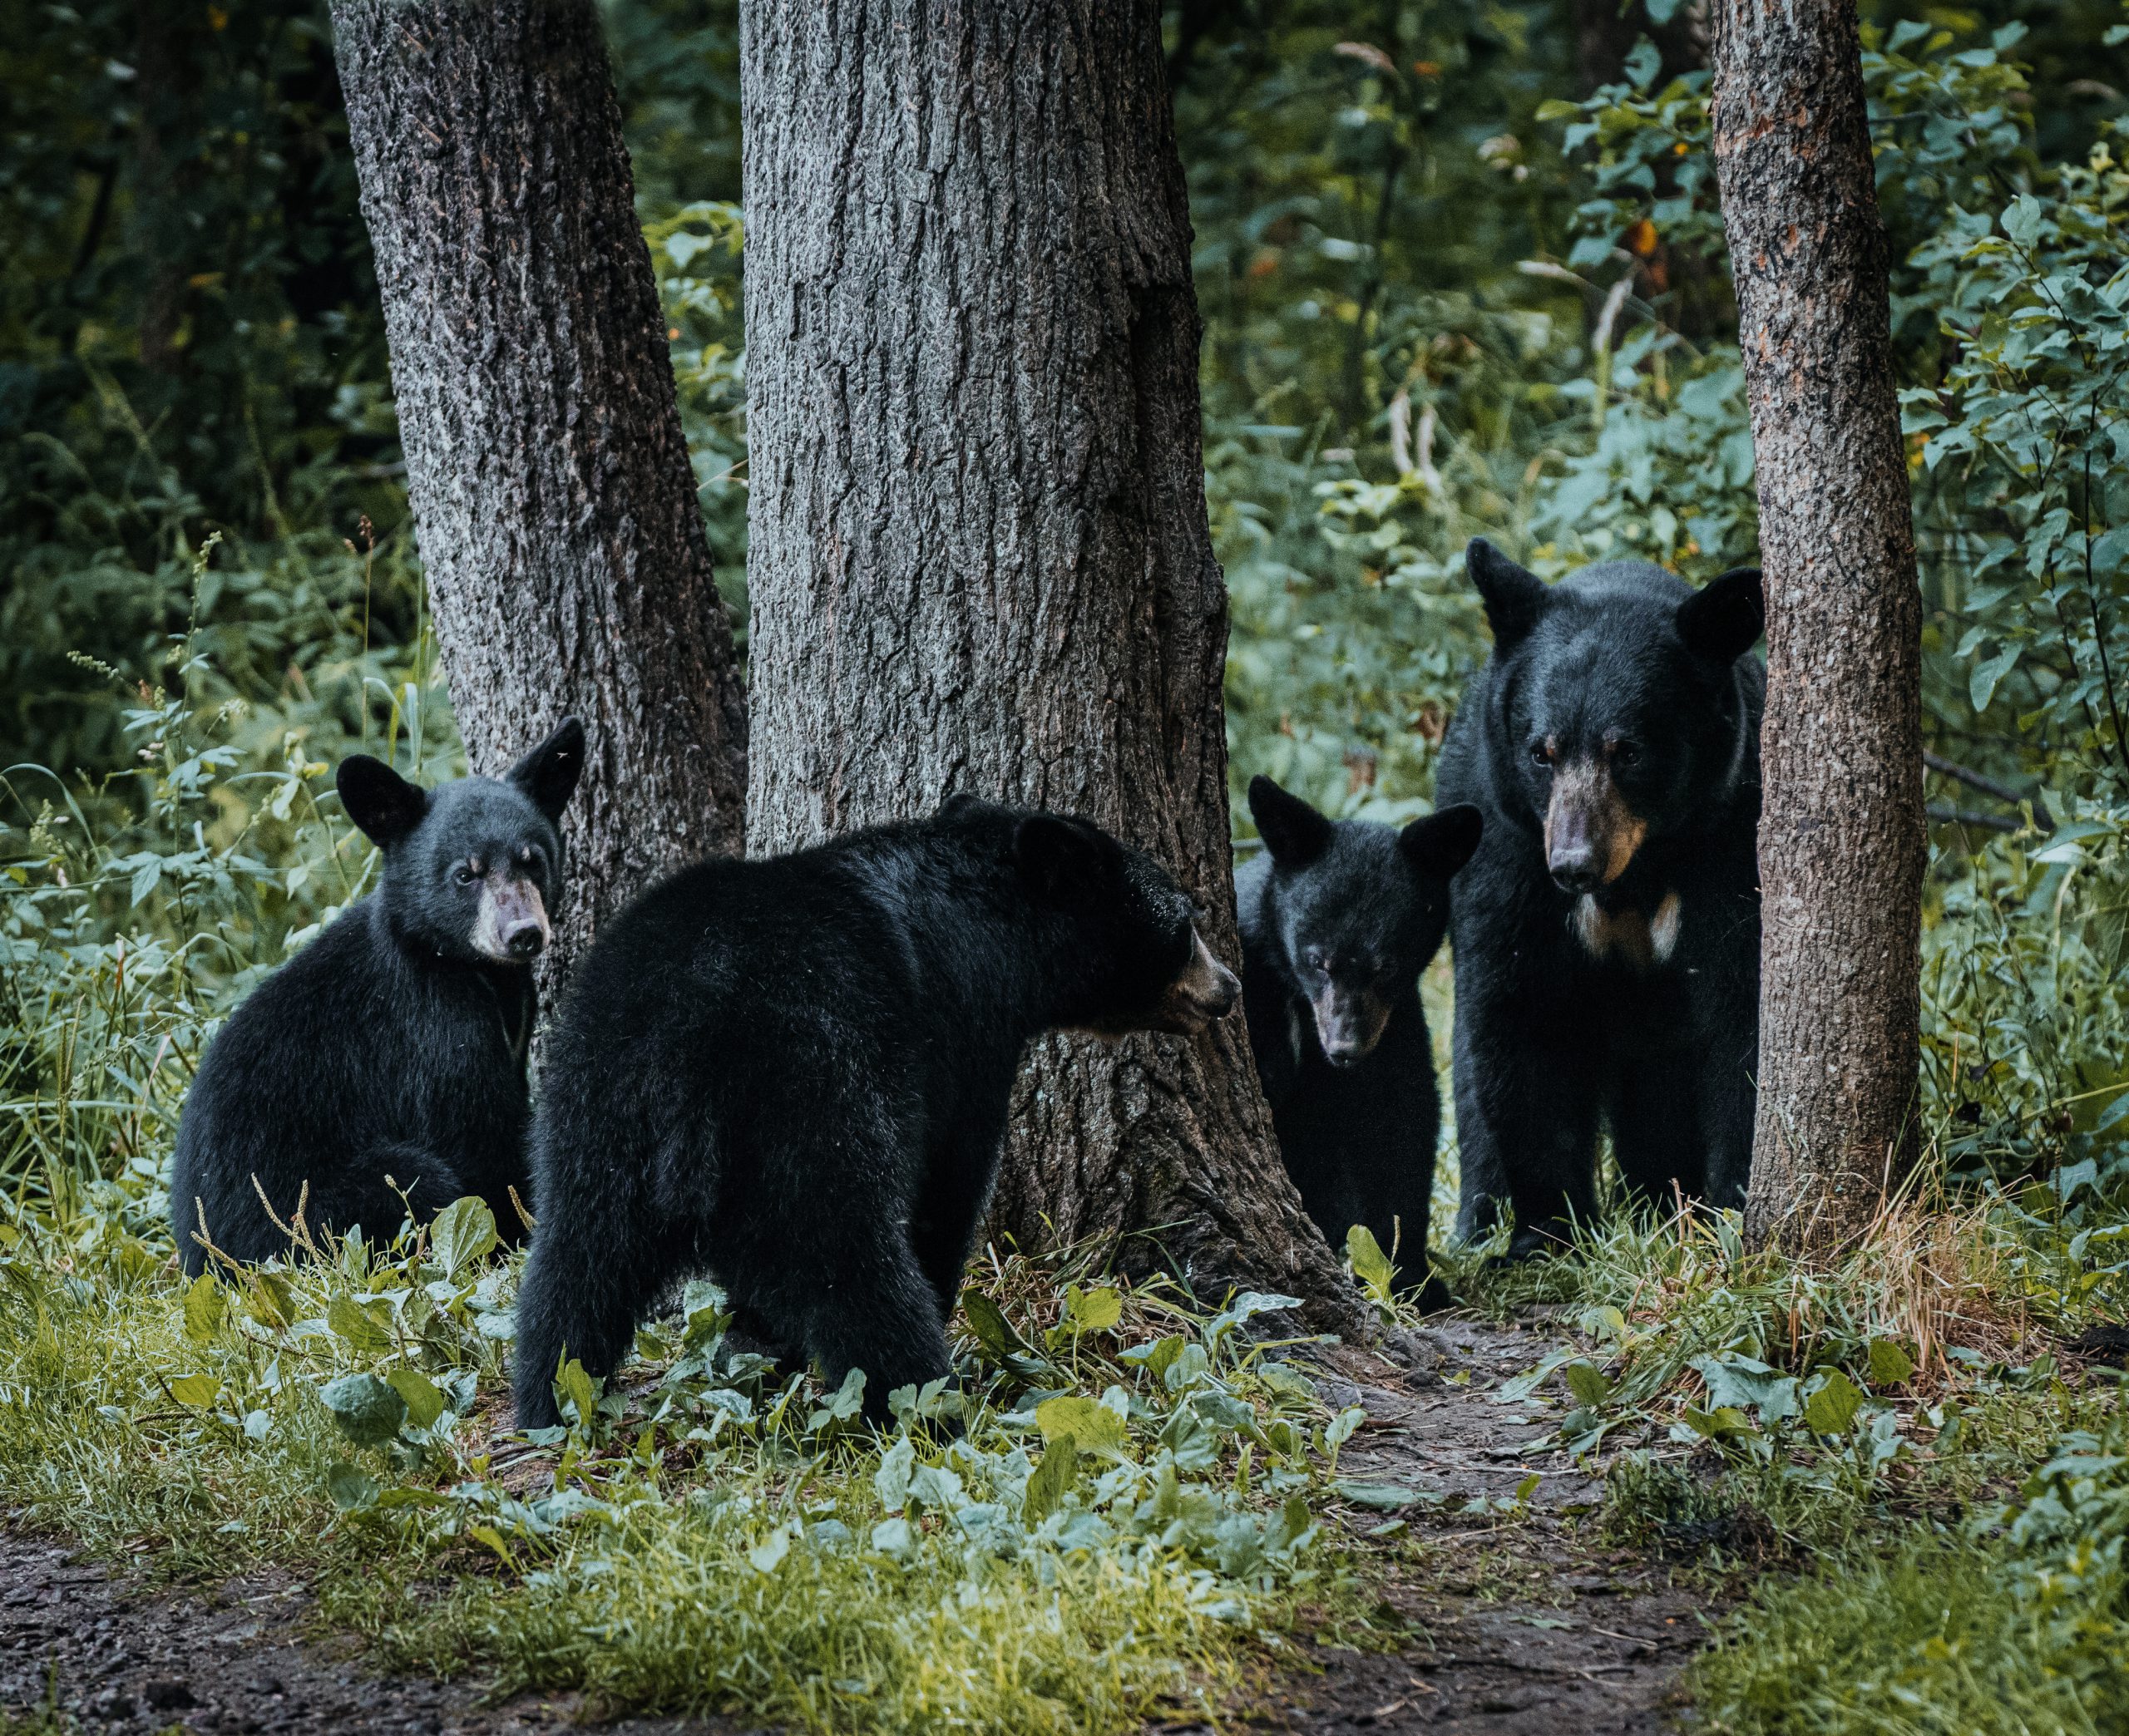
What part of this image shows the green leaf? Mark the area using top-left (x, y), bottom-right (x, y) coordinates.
top-left (384, 1367), bottom-right (446, 1429)
top-left (1562, 1360), bottom-right (1613, 1408)
top-left (327, 1295), bottom-right (393, 1357)
top-left (748, 1522), bottom-right (795, 1574)
top-left (1969, 642), bottom-right (2021, 714)
top-left (168, 1374), bottom-right (219, 1409)
top-left (1680, 1404), bottom-right (1755, 1439)
top-left (2002, 192), bottom-right (2045, 250)
top-left (318, 1374), bottom-right (406, 1448)
top-left (429, 1196), bottom-right (497, 1278)
top-left (554, 1357), bottom-right (600, 1428)
top-left (1866, 1339), bottom-right (1916, 1388)
top-left (181, 1275), bottom-right (226, 1344)
top-left (959, 1287), bottom-right (1048, 1374)
top-left (1022, 1434), bottom-right (1079, 1526)
top-left (1803, 1369), bottom-right (1865, 1437)
top-left (1334, 1480), bottom-right (1440, 1511)
top-left (245, 1271), bottom-right (296, 1330)
top-left (1062, 1285), bottom-right (1123, 1336)
top-left (1345, 1224), bottom-right (1395, 1295)
top-left (1034, 1394), bottom-right (1127, 1455)
top-left (325, 1461), bottom-right (379, 1512)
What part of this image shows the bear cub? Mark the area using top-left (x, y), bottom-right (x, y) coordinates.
top-left (1435, 539), bottom-right (1764, 1259)
top-left (1236, 777), bottom-right (1482, 1308)
top-left (513, 796), bottom-right (1239, 1428)
top-left (170, 720), bottom-right (584, 1275)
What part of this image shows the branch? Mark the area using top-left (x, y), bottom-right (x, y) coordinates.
top-left (1922, 752), bottom-right (2054, 831)
top-left (1926, 801), bottom-right (2022, 834)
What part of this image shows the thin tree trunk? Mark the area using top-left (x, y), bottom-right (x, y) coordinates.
top-left (1710, 0), bottom-right (1924, 1251)
top-left (329, 0), bottom-right (748, 983)
top-left (739, 0), bottom-right (1365, 1333)
top-left (132, 0), bottom-right (199, 375)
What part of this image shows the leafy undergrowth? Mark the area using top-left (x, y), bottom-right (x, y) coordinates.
top-left (0, 1188), bottom-right (1394, 1735)
top-left (1428, 1172), bottom-right (2129, 1731)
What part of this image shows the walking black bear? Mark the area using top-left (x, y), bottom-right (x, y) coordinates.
top-left (512, 796), bottom-right (1239, 1428)
top-left (170, 720), bottom-right (584, 1274)
top-left (1435, 540), bottom-right (1763, 1258)
top-left (1235, 777), bottom-right (1481, 1306)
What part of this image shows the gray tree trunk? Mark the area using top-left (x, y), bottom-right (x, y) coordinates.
top-left (1710, 0), bottom-right (1924, 1250)
top-left (329, 0), bottom-right (748, 984)
top-left (739, 0), bottom-right (1365, 1331)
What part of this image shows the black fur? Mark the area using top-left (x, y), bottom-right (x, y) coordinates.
top-left (169, 721), bottom-right (585, 1274)
top-left (1236, 778), bottom-right (1481, 1306)
top-left (511, 796), bottom-right (1240, 1428)
top-left (1436, 540), bottom-right (1763, 1258)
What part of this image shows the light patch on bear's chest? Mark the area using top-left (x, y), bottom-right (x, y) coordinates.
top-left (1572, 890), bottom-right (1682, 971)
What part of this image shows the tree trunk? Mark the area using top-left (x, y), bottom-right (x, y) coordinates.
top-left (1709, 0), bottom-right (1924, 1251)
top-left (329, 0), bottom-right (748, 983)
top-left (739, 0), bottom-right (1365, 1333)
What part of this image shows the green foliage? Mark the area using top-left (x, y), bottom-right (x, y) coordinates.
top-left (1691, 1408), bottom-right (2129, 1734)
top-left (0, 1199), bottom-right (1368, 1734)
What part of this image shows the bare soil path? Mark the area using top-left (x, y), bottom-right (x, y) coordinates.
top-left (2, 1309), bottom-right (1707, 1734)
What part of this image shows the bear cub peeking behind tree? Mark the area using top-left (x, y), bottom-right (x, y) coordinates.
top-left (1236, 777), bottom-right (1481, 1308)
top-left (170, 720), bottom-right (585, 1275)
top-left (1436, 540), bottom-right (1763, 1259)
top-left (512, 796), bottom-right (1240, 1429)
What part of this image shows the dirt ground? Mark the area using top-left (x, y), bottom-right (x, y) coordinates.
top-left (2, 1310), bottom-right (1707, 1734)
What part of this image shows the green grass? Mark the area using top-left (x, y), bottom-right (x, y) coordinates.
top-left (1692, 1531), bottom-right (2127, 1735)
top-left (0, 1196), bottom-right (1386, 1734)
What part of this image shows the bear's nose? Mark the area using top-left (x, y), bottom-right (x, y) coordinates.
top-left (503, 920), bottom-right (546, 959)
top-left (1549, 843), bottom-right (1602, 893)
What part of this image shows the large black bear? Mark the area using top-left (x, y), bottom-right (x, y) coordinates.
top-left (1235, 777), bottom-right (1481, 1306)
top-left (1435, 540), bottom-right (1763, 1258)
top-left (170, 721), bottom-right (584, 1275)
top-left (512, 796), bottom-right (1239, 1428)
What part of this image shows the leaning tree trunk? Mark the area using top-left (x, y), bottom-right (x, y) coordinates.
top-left (1711, 0), bottom-right (1924, 1252)
top-left (739, 0), bottom-right (1364, 1332)
top-left (330, 0), bottom-right (748, 980)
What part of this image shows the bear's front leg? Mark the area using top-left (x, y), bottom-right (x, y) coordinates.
top-left (1451, 988), bottom-right (1604, 1259)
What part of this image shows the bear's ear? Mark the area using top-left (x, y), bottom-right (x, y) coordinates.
top-left (1466, 538), bottom-right (1550, 649)
top-left (1398, 803), bottom-right (1484, 878)
top-left (1015, 812), bottom-right (1109, 907)
top-left (337, 755), bottom-right (427, 848)
top-left (507, 717), bottom-right (585, 823)
top-left (1677, 566), bottom-right (1764, 663)
top-left (1247, 776), bottom-right (1335, 867)
top-left (936, 791), bottom-right (985, 822)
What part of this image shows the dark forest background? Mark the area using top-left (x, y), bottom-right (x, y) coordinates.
top-left (7, 0), bottom-right (2129, 1199)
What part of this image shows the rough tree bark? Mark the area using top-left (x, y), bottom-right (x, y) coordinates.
top-left (330, 0), bottom-right (748, 979)
top-left (1710, 0), bottom-right (1924, 1251)
top-left (739, 0), bottom-right (1365, 1331)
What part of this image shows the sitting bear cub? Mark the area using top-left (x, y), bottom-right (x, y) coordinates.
top-left (513, 796), bottom-right (1239, 1428)
top-left (170, 720), bottom-right (584, 1274)
top-left (1236, 777), bottom-right (1481, 1307)
top-left (1435, 539), bottom-right (1763, 1258)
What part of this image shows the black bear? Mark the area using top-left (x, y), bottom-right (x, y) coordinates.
top-left (1435, 540), bottom-right (1763, 1258)
top-left (1236, 777), bottom-right (1481, 1307)
top-left (512, 796), bottom-right (1239, 1428)
top-left (170, 720), bottom-right (585, 1275)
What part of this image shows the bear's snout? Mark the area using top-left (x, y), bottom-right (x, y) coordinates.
top-left (1158, 929), bottom-right (1240, 1033)
top-left (474, 874), bottom-right (552, 964)
top-left (1544, 759), bottom-right (1646, 893)
top-left (1311, 986), bottom-right (1392, 1065)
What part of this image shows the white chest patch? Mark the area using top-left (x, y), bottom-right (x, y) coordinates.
top-left (1573, 890), bottom-right (1682, 970)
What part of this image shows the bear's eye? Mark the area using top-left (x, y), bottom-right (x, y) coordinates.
top-left (1612, 739), bottom-right (1641, 767)
top-left (1527, 739), bottom-right (1553, 768)
top-left (452, 862), bottom-right (481, 888)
